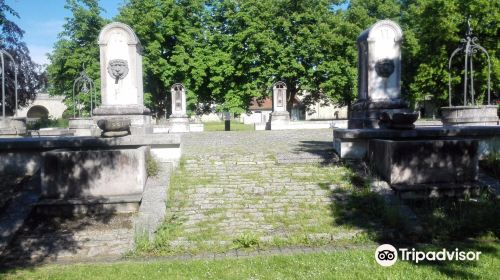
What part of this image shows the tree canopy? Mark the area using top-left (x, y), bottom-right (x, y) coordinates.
top-left (0, 0), bottom-right (42, 115)
top-left (47, 0), bottom-right (500, 116)
top-left (46, 0), bottom-right (107, 117)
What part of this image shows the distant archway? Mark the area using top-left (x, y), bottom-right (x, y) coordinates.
top-left (27, 105), bottom-right (49, 119)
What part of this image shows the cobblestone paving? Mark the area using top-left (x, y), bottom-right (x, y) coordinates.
top-left (146, 130), bottom-right (364, 253)
top-left (0, 213), bottom-right (135, 266)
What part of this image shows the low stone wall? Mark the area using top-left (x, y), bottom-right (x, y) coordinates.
top-left (333, 126), bottom-right (500, 159)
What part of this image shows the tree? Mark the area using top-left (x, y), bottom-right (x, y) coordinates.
top-left (401, 0), bottom-right (500, 107)
top-left (46, 0), bottom-right (107, 117)
top-left (210, 0), bottom-right (358, 113)
top-left (117, 0), bottom-right (212, 118)
top-left (0, 0), bottom-right (42, 115)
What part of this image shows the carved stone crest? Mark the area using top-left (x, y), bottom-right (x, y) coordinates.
top-left (375, 58), bottom-right (395, 78)
top-left (107, 59), bottom-right (129, 83)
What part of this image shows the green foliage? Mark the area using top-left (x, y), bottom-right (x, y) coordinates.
top-left (401, 0), bottom-right (500, 107)
top-left (409, 195), bottom-right (500, 243)
top-left (26, 118), bottom-right (69, 130)
top-left (203, 121), bottom-right (254, 131)
top-left (479, 150), bottom-right (500, 179)
top-left (0, 0), bottom-right (43, 113)
top-left (46, 0), bottom-right (107, 116)
top-left (49, 0), bottom-right (499, 114)
top-left (4, 242), bottom-right (500, 279)
top-left (232, 232), bottom-right (259, 248)
top-left (146, 152), bottom-right (160, 177)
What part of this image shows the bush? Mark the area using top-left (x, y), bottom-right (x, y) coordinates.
top-left (146, 152), bottom-right (160, 177)
top-left (27, 117), bottom-right (69, 130)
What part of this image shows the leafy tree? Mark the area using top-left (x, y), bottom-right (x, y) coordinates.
top-left (213, 0), bottom-right (358, 112)
top-left (46, 0), bottom-right (107, 117)
top-left (0, 0), bottom-right (41, 115)
top-left (117, 0), bottom-right (211, 118)
top-left (401, 0), bottom-right (500, 107)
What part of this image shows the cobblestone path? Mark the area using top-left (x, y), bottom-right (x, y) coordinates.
top-left (144, 129), bottom-right (365, 253)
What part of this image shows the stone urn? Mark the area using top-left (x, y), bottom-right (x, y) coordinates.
top-left (96, 118), bottom-right (131, 137)
top-left (441, 105), bottom-right (498, 126)
top-left (379, 111), bottom-right (419, 129)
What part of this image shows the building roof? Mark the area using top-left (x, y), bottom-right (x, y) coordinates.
top-left (249, 97), bottom-right (273, 110)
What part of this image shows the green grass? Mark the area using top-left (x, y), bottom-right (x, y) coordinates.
top-left (132, 158), bottom-right (368, 255)
top-left (3, 242), bottom-right (499, 279)
top-left (203, 121), bottom-right (254, 131)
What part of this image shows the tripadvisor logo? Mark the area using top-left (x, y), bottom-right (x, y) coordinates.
top-left (375, 244), bottom-right (398, 267)
top-left (375, 244), bottom-right (482, 267)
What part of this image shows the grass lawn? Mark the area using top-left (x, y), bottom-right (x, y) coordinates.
top-left (203, 121), bottom-right (254, 131)
top-left (3, 242), bottom-right (499, 279)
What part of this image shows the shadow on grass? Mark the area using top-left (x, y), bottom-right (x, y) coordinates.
top-left (332, 162), bottom-right (500, 244)
top-left (0, 137), bottom-right (140, 271)
top-left (328, 160), bottom-right (499, 278)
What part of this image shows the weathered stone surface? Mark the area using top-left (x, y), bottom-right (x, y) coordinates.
top-left (333, 126), bottom-right (500, 159)
top-left (368, 139), bottom-right (478, 185)
top-left (349, 20), bottom-right (416, 129)
top-left (41, 146), bottom-right (148, 200)
top-left (441, 105), bottom-right (499, 126)
top-left (93, 22), bottom-right (151, 134)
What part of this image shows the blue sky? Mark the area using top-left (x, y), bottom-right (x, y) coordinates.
top-left (6, 0), bottom-right (123, 66)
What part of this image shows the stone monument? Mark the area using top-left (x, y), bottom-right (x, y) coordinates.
top-left (332, 19), bottom-right (500, 197)
top-left (349, 20), bottom-right (417, 129)
top-left (93, 22), bottom-right (151, 135)
top-left (270, 81), bottom-right (290, 127)
top-left (169, 83), bottom-right (189, 132)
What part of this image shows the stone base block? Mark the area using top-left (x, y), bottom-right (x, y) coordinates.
top-left (35, 194), bottom-right (142, 215)
top-left (270, 111), bottom-right (290, 130)
top-left (0, 117), bottom-right (27, 137)
top-left (69, 118), bottom-right (95, 136)
top-left (29, 128), bottom-right (74, 137)
top-left (368, 139), bottom-right (478, 185)
top-left (333, 138), bottom-right (368, 159)
top-left (392, 182), bottom-right (484, 199)
top-left (189, 123), bottom-right (204, 132)
top-left (169, 115), bottom-right (189, 132)
top-left (41, 146), bottom-right (148, 201)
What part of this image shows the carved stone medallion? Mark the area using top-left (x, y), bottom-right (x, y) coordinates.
top-left (107, 59), bottom-right (129, 83)
top-left (375, 58), bottom-right (395, 78)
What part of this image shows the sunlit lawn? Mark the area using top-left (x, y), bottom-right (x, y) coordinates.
top-left (203, 121), bottom-right (254, 131)
top-left (3, 242), bottom-right (499, 279)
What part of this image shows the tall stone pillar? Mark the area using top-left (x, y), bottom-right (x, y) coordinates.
top-left (349, 20), bottom-right (416, 129)
top-left (270, 81), bottom-right (290, 125)
top-left (93, 22), bottom-right (152, 134)
top-left (169, 83), bottom-right (189, 132)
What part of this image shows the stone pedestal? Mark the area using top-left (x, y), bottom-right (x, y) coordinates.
top-left (270, 111), bottom-right (290, 124)
top-left (41, 146), bottom-right (148, 202)
top-left (0, 117), bottom-right (27, 137)
top-left (69, 118), bottom-right (95, 136)
top-left (168, 83), bottom-right (189, 132)
top-left (369, 139), bottom-right (478, 186)
top-left (270, 81), bottom-right (290, 129)
top-left (169, 115), bottom-right (189, 132)
top-left (93, 22), bottom-right (152, 135)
